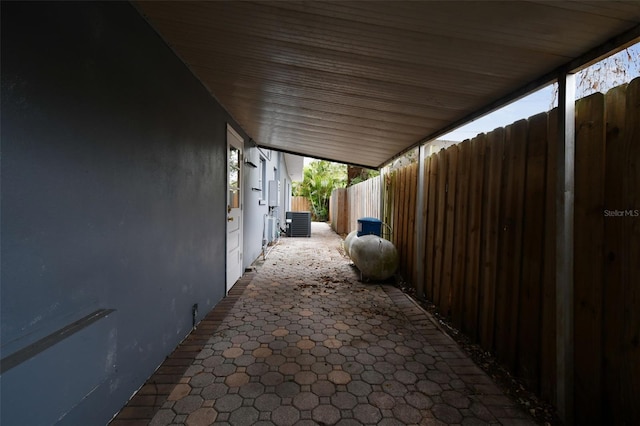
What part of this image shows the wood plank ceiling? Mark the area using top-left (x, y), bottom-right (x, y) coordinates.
top-left (136, 1), bottom-right (640, 168)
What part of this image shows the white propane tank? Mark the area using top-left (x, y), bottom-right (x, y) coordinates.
top-left (343, 230), bottom-right (359, 257)
top-left (349, 234), bottom-right (399, 281)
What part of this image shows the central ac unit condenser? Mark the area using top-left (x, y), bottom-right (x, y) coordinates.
top-left (286, 211), bottom-right (311, 237)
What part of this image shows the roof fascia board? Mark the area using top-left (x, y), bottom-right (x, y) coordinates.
top-left (258, 144), bottom-right (376, 170)
top-left (379, 24), bottom-right (640, 169)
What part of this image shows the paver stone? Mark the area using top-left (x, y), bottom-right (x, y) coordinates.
top-left (328, 370), bottom-right (351, 385)
top-left (214, 394), bottom-right (242, 412)
top-left (331, 392), bottom-right (358, 409)
top-left (432, 403), bottom-right (464, 423)
top-left (174, 395), bottom-right (204, 414)
top-left (254, 393), bottom-right (281, 412)
top-left (186, 407), bottom-right (217, 426)
top-left (271, 405), bottom-right (300, 426)
top-left (168, 383), bottom-right (192, 401)
top-left (392, 403), bottom-right (422, 424)
top-left (293, 392), bottom-right (320, 410)
top-left (353, 403), bottom-right (382, 424)
top-left (312, 404), bottom-right (341, 425)
top-left (228, 406), bottom-right (259, 426)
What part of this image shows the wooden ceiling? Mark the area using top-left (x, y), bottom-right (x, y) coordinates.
top-left (136, 1), bottom-right (640, 168)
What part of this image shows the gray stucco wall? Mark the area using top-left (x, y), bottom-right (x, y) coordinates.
top-left (1, 2), bottom-right (237, 424)
top-left (242, 150), bottom-right (292, 269)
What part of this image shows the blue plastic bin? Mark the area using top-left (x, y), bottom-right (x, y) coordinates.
top-left (357, 217), bottom-right (382, 237)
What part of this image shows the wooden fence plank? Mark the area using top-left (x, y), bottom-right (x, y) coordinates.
top-left (451, 141), bottom-right (471, 329)
top-left (494, 119), bottom-right (527, 372)
top-left (291, 196), bottom-right (311, 212)
top-left (622, 77), bottom-right (640, 424)
top-left (479, 127), bottom-right (505, 351)
top-left (609, 78), bottom-right (640, 424)
top-left (351, 183), bottom-right (358, 231)
top-left (433, 149), bottom-right (449, 307)
top-left (602, 83), bottom-right (627, 423)
top-left (391, 170), bottom-right (399, 248)
top-left (385, 172), bottom-right (393, 238)
top-left (330, 192), bottom-right (334, 224)
top-left (334, 191), bottom-right (339, 230)
top-left (398, 167), bottom-right (408, 277)
top-left (400, 167), bottom-right (408, 278)
top-left (463, 134), bottom-right (486, 340)
top-left (392, 172), bottom-right (396, 238)
top-left (517, 113), bottom-right (548, 392)
top-left (347, 186), bottom-right (353, 231)
top-left (351, 183), bottom-right (355, 227)
top-left (405, 165), bottom-right (414, 281)
top-left (541, 107), bottom-right (558, 403)
top-left (398, 167), bottom-right (407, 277)
top-left (416, 157), bottom-right (431, 299)
top-left (441, 146), bottom-right (459, 317)
top-left (426, 153), bottom-right (439, 301)
top-left (394, 169), bottom-right (404, 273)
top-left (407, 163), bottom-right (418, 285)
top-left (330, 188), bottom-right (348, 234)
top-left (573, 92), bottom-right (606, 424)
top-left (341, 189), bottom-right (348, 233)
top-left (493, 122), bottom-right (514, 368)
top-left (394, 170), bottom-right (403, 250)
top-left (352, 184), bottom-right (357, 231)
top-left (373, 178), bottom-right (377, 222)
top-left (367, 178), bottom-right (372, 216)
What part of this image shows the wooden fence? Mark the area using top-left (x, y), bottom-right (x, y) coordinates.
top-left (330, 176), bottom-right (381, 235)
top-left (348, 176), bottom-right (381, 233)
top-left (331, 78), bottom-right (639, 424)
top-left (329, 188), bottom-right (348, 234)
top-left (290, 196), bottom-right (311, 213)
top-left (385, 163), bottom-right (419, 285)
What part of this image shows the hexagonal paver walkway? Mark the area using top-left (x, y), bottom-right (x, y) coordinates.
top-left (112, 222), bottom-right (536, 425)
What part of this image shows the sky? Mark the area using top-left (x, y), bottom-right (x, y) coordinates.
top-left (441, 86), bottom-right (554, 142)
top-left (441, 42), bottom-right (640, 142)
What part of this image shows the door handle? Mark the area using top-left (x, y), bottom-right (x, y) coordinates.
top-left (227, 216), bottom-right (234, 222)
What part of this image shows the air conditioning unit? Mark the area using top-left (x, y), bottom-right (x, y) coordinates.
top-left (264, 215), bottom-right (279, 244)
top-left (286, 211), bottom-right (311, 237)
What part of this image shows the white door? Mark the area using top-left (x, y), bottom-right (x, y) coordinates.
top-left (226, 125), bottom-right (243, 292)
